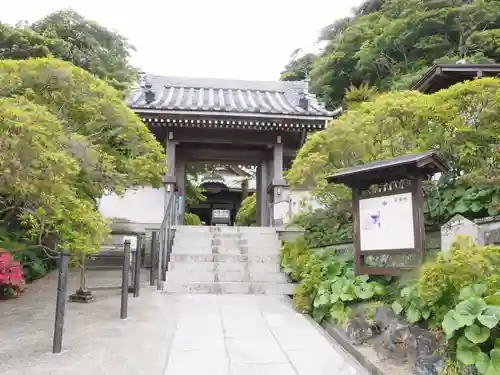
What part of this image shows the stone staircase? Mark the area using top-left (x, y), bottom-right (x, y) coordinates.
top-left (163, 225), bottom-right (295, 294)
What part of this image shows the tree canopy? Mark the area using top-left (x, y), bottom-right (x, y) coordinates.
top-left (281, 0), bottom-right (500, 107)
top-left (0, 9), bottom-right (137, 91)
top-left (0, 58), bottom-right (165, 254)
top-left (287, 78), bottom-right (500, 230)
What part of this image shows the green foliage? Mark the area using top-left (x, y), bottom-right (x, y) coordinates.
top-left (0, 58), bottom-right (165, 255)
top-left (0, 58), bottom-right (165, 200)
top-left (184, 212), bottom-right (201, 226)
top-left (0, 227), bottom-right (54, 282)
top-left (287, 79), bottom-right (500, 228)
top-left (235, 195), bottom-right (256, 226)
top-left (344, 83), bottom-right (380, 110)
top-left (280, 50), bottom-right (316, 81)
top-left (425, 182), bottom-right (500, 227)
top-left (281, 239), bottom-right (384, 324)
top-left (392, 238), bottom-right (500, 330)
top-left (281, 0), bottom-right (500, 107)
top-left (441, 285), bottom-right (500, 374)
top-left (291, 206), bottom-right (352, 248)
top-left (0, 9), bottom-right (137, 91)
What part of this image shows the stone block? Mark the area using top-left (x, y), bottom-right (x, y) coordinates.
top-left (441, 215), bottom-right (483, 258)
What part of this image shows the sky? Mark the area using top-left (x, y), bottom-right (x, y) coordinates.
top-left (2, 0), bottom-right (363, 81)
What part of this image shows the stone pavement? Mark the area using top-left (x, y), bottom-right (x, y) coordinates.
top-left (0, 270), bottom-right (367, 375)
top-left (164, 294), bottom-right (367, 375)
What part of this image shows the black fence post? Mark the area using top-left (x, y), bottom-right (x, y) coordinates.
top-left (121, 240), bottom-right (131, 319)
top-left (133, 235), bottom-right (142, 298)
top-left (53, 251), bottom-right (70, 354)
top-left (150, 231), bottom-right (157, 286)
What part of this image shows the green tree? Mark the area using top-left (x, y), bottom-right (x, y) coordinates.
top-left (287, 78), bottom-right (500, 226)
top-left (235, 195), bottom-right (257, 226)
top-left (0, 9), bottom-right (137, 91)
top-left (0, 58), bottom-right (166, 254)
top-left (281, 0), bottom-right (500, 107)
top-left (0, 96), bottom-right (109, 254)
top-left (280, 50), bottom-right (317, 81)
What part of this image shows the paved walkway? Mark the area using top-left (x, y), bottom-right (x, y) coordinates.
top-left (0, 270), bottom-right (366, 375)
top-left (164, 294), bottom-right (365, 375)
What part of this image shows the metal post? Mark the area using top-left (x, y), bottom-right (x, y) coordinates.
top-left (53, 251), bottom-right (70, 354)
top-left (121, 240), bottom-right (131, 319)
top-left (157, 226), bottom-right (164, 290)
top-left (133, 235), bottom-right (142, 298)
top-left (150, 231), bottom-right (157, 286)
top-left (166, 197), bottom-right (175, 274)
top-left (129, 248), bottom-right (136, 294)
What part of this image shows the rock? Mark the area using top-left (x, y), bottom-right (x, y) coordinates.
top-left (374, 323), bottom-right (418, 363)
top-left (373, 306), bottom-right (401, 331)
top-left (374, 323), bottom-right (439, 365)
top-left (345, 316), bottom-right (374, 345)
top-left (416, 334), bottom-right (436, 358)
top-left (413, 356), bottom-right (444, 375)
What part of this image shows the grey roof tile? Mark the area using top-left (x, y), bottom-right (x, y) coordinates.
top-left (127, 74), bottom-right (331, 117)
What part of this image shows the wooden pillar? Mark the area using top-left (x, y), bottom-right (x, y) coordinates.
top-left (164, 131), bottom-right (177, 213)
top-left (257, 161), bottom-right (270, 226)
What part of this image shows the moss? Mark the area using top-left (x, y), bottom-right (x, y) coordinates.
top-left (438, 359), bottom-right (466, 375)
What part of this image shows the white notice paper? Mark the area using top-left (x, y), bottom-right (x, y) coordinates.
top-left (359, 192), bottom-right (415, 251)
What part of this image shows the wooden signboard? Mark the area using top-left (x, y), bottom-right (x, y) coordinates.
top-left (327, 151), bottom-right (448, 275)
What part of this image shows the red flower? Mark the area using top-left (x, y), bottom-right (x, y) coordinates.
top-left (0, 250), bottom-right (25, 293)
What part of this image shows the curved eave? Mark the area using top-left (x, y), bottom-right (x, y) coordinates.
top-left (130, 107), bottom-right (333, 121)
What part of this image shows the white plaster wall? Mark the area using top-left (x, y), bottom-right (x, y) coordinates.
top-left (98, 186), bottom-right (165, 224)
top-left (288, 189), bottom-right (324, 218)
top-left (275, 188), bottom-right (324, 225)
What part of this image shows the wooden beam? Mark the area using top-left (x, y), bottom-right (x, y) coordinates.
top-left (177, 147), bottom-right (271, 163)
top-left (171, 128), bottom-right (298, 146)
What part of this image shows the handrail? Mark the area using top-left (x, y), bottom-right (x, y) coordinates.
top-left (157, 192), bottom-right (177, 290)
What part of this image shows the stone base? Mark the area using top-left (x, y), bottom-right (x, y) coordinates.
top-left (69, 289), bottom-right (95, 303)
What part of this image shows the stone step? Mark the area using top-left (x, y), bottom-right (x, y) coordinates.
top-left (173, 235), bottom-right (280, 244)
top-left (174, 226), bottom-right (277, 234)
top-left (174, 230), bottom-right (278, 236)
top-left (167, 261), bottom-right (281, 273)
top-left (169, 253), bottom-right (280, 263)
top-left (171, 244), bottom-right (281, 253)
top-left (172, 245), bottom-right (281, 254)
top-left (162, 281), bottom-right (295, 295)
top-left (167, 270), bottom-right (289, 283)
top-left (173, 241), bottom-right (281, 250)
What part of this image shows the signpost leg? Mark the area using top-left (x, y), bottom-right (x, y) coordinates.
top-left (53, 251), bottom-right (70, 354)
top-left (121, 240), bottom-right (131, 319)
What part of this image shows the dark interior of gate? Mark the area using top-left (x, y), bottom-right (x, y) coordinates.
top-left (127, 74), bottom-right (333, 226)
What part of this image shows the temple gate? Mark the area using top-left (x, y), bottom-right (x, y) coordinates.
top-left (126, 74), bottom-right (332, 226)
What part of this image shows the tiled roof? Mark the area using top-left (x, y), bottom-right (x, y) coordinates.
top-left (126, 74), bottom-right (332, 118)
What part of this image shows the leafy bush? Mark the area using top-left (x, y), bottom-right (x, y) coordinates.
top-left (424, 181), bottom-right (500, 227)
top-left (0, 229), bottom-right (55, 282)
top-left (0, 58), bottom-right (166, 256)
top-left (235, 195), bottom-right (256, 226)
top-left (441, 284), bottom-right (500, 374)
top-left (292, 207), bottom-right (352, 248)
top-left (281, 238), bottom-right (385, 324)
top-left (184, 212), bottom-right (201, 226)
top-left (392, 238), bottom-right (500, 329)
top-left (0, 250), bottom-right (25, 298)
